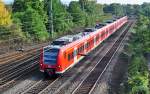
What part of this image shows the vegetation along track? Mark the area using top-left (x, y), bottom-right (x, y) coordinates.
top-left (29, 22), bottom-right (133, 94)
top-left (71, 21), bottom-right (134, 94)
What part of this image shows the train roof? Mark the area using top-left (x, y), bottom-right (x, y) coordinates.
top-left (46, 23), bottom-right (110, 49)
top-left (47, 32), bottom-right (88, 49)
top-left (46, 28), bottom-right (98, 49)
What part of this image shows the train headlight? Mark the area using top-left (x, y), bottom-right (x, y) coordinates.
top-left (58, 65), bottom-right (61, 68)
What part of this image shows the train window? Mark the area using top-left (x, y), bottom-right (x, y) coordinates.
top-left (68, 52), bottom-right (74, 60)
top-left (80, 46), bottom-right (82, 52)
top-left (77, 48), bottom-right (79, 54)
top-left (43, 48), bottom-right (59, 65)
top-left (87, 42), bottom-right (90, 48)
top-left (91, 39), bottom-right (94, 44)
top-left (81, 45), bottom-right (84, 52)
top-left (76, 49), bottom-right (78, 55)
top-left (85, 43), bottom-right (88, 49)
top-left (82, 46), bottom-right (84, 51)
top-left (74, 50), bottom-right (77, 56)
top-left (70, 52), bottom-right (73, 59)
top-left (71, 52), bottom-right (74, 59)
top-left (79, 47), bottom-right (81, 53)
top-left (100, 32), bottom-right (105, 37)
top-left (64, 52), bottom-right (66, 58)
top-left (68, 54), bottom-right (71, 61)
top-left (86, 43), bottom-right (88, 47)
top-left (78, 48), bottom-right (80, 53)
top-left (77, 45), bottom-right (84, 53)
top-left (86, 42), bottom-right (89, 48)
top-left (96, 35), bottom-right (99, 41)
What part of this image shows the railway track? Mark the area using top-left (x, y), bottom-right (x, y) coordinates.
top-left (0, 53), bottom-right (40, 85)
top-left (0, 65), bottom-right (39, 93)
top-left (0, 52), bottom-right (39, 73)
top-left (0, 52), bottom-right (42, 93)
top-left (0, 56), bottom-right (39, 78)
top-left (71, 21), bottom-right (134, 94)
top-left (0, 48), bottom-right (39, 65)
top-left (21, 78), bottom-right (57, 94)
top-left (0, 46), bottom-right (55, 92)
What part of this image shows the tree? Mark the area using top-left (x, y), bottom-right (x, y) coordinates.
top-left (13, 0), bottom-right (47, 24)
top-left (103, 3), bottom-right (124, 16)
top-left (140, 3), bottom-right (150, 17)
top-left (0, 0), bottom-right (12, 25)
top-left (12, 0), bottom-right (49, 41)
top-left (68, 1), bottom-right (86, 26)
top-left (79, 0), bottom-right (104, 26)
top-left (12, 0), bottom-right (27, 12)
top-left (22, 8), bottom-right (49, 41)
top-left (125, 6), bottom-right (150, 94)
top-left (44, 0), bottom-right (73, 34)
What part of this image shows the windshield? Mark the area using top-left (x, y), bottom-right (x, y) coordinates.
top-left (84, 29), bottom-right (94, 32)
top-left (44, 48), bottom-right (59, 65)
top-left (52, 41), bottom-right (69, 45)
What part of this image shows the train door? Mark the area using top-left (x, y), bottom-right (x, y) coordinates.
top-left (114, 22), bottom-right (116, 33)
top-left (105, 28), bottom-right (108, 38)
top-left (94, 36), bottom-right (96, 47)
top-left (74, 47), bottom-right (77, 63)
top-left (107, 26), bottom-right (110, 37)
top-left (84, 41), bottom-right (87, 54)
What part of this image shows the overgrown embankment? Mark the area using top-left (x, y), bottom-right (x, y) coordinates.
top-left (122, 15), bottom-right (150, 94)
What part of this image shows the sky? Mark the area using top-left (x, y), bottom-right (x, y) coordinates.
top-left (3, 0), bottom-right (150, 5)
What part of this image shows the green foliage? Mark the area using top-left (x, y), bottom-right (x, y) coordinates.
top-left (68, 1), bottom-right (86, 26)
top-left (126, 54), bottom-right (149, 94)
top-left (12, 0), bottom-right (27, 12)
top-left (125, 6), bottom-right (150, 94)
top-left (103, 3), bottom-right (125, 16)
top-left (44, 0), bottom-right (73, 36)
top-left (0, 26), bottom-right (10, 40)
top-left (22, 8), bottom-right (49, 41)
top-left (11, 0), bottom-right (111, 42)
top-left (53, 0), bottom-right (73, 32)
top-left (78, 0), bottom-right (105, 26)
top-left (134, 15), bottom-right (150, 53)
top-left (130, 86), bottom-right (149, 94)
top-left (139, 3), bottom-right (150, 17)
top-left (123, 4), bottom-right (140, 16)
top-left (12, 0), bottom-right (49, 41)
top-left (128, 56), bottom-right (147, 76)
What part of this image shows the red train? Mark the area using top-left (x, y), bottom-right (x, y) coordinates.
top-left (39, 16), bottom-right (128, 76)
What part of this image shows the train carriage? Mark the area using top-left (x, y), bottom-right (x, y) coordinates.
top-left (39, 16), bottom-right (128, 76)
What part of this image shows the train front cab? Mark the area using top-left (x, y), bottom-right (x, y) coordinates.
top-left (40, 47), bottom-right (61, 76)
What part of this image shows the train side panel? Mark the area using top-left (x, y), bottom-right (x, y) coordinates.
top-left (55, 16), bottom-right (128, 74)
